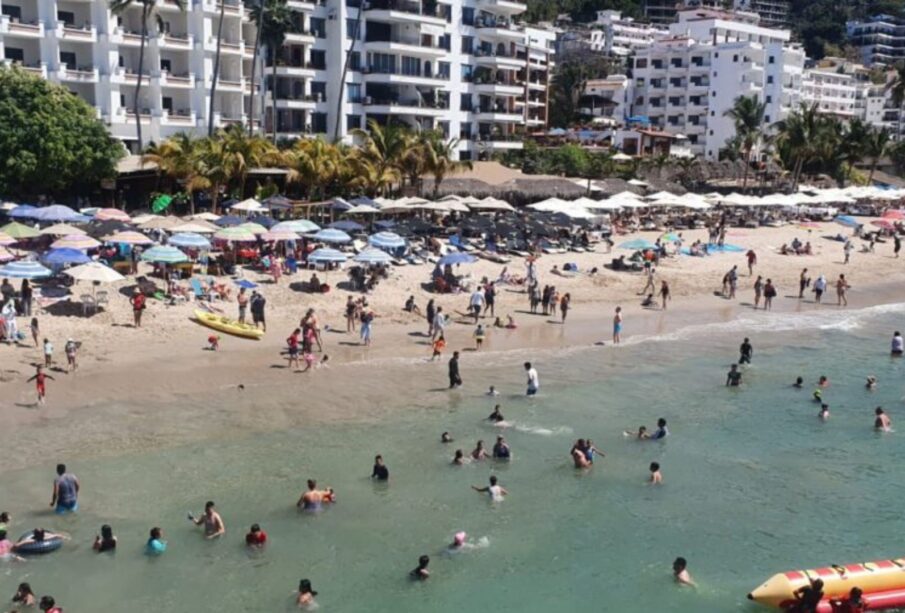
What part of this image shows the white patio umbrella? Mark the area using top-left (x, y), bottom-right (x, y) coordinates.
top-left (40, 223), bottom-right (87, 236)
top-left (64, 261), bottom-right (125, 283)
top-left (230, 198), bottom-right (265, 212)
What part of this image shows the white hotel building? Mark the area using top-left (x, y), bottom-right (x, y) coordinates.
top-left (0, 0), bottom-right (554, 158)
top-left (629, 8), bottom-right (804, 160)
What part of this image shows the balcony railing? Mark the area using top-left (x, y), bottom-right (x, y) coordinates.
top-left (363, 0), bottom-right (449, 20)
top-left (363, 65), bottom-right (449, 80)
top-left (364, 97), bottom-right (448, 109)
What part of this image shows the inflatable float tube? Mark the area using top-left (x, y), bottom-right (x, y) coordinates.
top-left (15, 531), bottom-right (63, 555)
top-left (749, 557), bottom-right (905, 609)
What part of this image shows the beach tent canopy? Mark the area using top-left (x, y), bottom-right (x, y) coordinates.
top-left (308, 248), bottom-right (348, 263)
top-left (313, 228), bottom-right (352, 244)
top-left (141, 245), bottom-right (189, 263)
top-left (470, 197), bottom-right (515, 212)
top-left (64, 262), bottom-right (125, 283)
top-left (168, 233), bottom-right (212, 249)
top-left (354, 248), bottom-right (393, 265)
top-left (0, 232), bottom-right (16, 246)
top-left (0, 260), bottom-right (52, 278)
top-left (368, 232), bottom-right (406, 249)
top-left (138, 216), bottom-right (183, 231)
top-left (42, 248), bottom-right (91, 265)
top-left (527, 198), bottom-right (568, 212)
top-left (346, 204), bottom-right (381, 215)
top-left (263, 195), bottom-right (293, 211)
top-left (247, 215), bottom-right (277, 229)
top-left (190, 212), bottom-right (222, 222)
top-left (237, 222), bottom-right (268, 235)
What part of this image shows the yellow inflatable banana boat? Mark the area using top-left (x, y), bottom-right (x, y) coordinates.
top-left (193, 310), bottom-right (264, 340)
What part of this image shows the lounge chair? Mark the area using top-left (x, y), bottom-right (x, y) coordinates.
top-left (189, 278), bottom-right (206, 301)
top-left (95, 290), bottom-right (109, 310)
top-left (80, 294), bottom-right (97, 316)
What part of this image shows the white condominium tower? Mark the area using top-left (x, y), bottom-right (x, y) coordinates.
top-left (0, 0), bottom-right (554, 158)
top-left (630, 7), bottom-right (804, 160)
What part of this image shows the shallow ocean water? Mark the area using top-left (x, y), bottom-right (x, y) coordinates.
top-left (2, 303), bottom-right (905, 612)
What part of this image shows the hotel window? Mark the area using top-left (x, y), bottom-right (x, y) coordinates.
top-left (309, 17), bottom-right (326, 39)
top-left (346, 114), bottom-right (361, 131)
top-left (401, 56), bottom-right (420, 76)
top-left (347, 83), bottom-right (362, 102)
top-left (346, 18), bottom-right (360, 39)
top-left (462, 36), bottom-right (473, 54)
top-left (462, 7), bottom-right (474, 26)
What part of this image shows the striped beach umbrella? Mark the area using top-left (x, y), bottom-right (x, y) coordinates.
top-left (140, 245), bottom-right (189, 264)
top-left (238, 222), bottom-right (268, 235)
top-left (213, 226), bottom-right (257, 242)
top-left (368, 232), bottom-right (406, 250)
top-left (0, 260), bottom-right (52, 278)
top-left (272, 219), bottom-right (319, 233)
top-left (261, 229), bottom-right (299, 242)
top-left (94, 208), bottom-right (132, 222)
top-left (104, 231), bottom-right (154, 245)
top-left (354, 248), bottom-right (393, 265)
top-left (308, 248), bottom-right (348, 263)
top-left (313, 228), bottom-right (351, 244)
top-left (51, 234), bottom-right (102, 250)
top-left (168, 233), bottom-right (212, 249)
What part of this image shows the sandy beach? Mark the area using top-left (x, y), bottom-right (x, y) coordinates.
top-left (0, 221), bottom-right (902, 455)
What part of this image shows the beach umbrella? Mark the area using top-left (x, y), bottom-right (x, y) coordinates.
top-left (214, 215), bottom-right (244, 227)
top-left (64, 262), bottom-right (125, 284)
top-left (346, 204), bottom-right (381, 215)
top-left (350, 196), bottom-right (377, 207)
top-left (230, 198), bottom-right (264, 212)
top-left (51, 234), bottom-right (101, 250)
top-left (871, 219), bottom-right (896, 231)
top-left (40, 223), bottom-right (87, 236)
top-left (834, 215), bottom-right (860, 228)
top-left (263, 195), bottom-right (293, 211)
top-left (170, 222), bottom-right (217, 234)
top-left (438, 252), bottom-right (477, 266)
top-left (796, 222), bottom-right (821, 230)
top-left (354, 248), bottom-right (393, 265)
top-left (0, 232), bottom-right (15, 246)
top-left (329, 220), bottom-right (365, 232)
top-left (238, 222), bottom-right (268, 235)
top-left (141, 245), bottom-right (189, 264)
top-left (618, 239), bottom-right (657, 250)
top-left (138, 216), bottom-right (182, 231)
top-left (261, 229), bottom-right (299, 242)
top-left (0, 247), bottom-right (15, 263)
top-left (42, 248), bottom-right (92, 266)
top-left (130, 214), bottom-right (161, 225)
top-left (313, 228), bottom-right (352, 244)
top-left (1, 222), bottom-right (41, 240)
top-left (0, 260), bottom-right (52, 278)
top-left (308, 248), bottom-right (348, 263)
top-left (168, 233), bottom-right (212, 249)
top-left (273, 219), bottom-right (320, 233)
top-left (94, 208), bottom-right (132, 222)
top-left (190, 212), bottom-right (221, 222)
top-left (248, 215), bottom-right (277, 229)
top-left (470, 197), bottom-right (515, 212)
top-left (8, 205), bottom-right (38, 219)
top-left (88, 220), bottom-right (132, 238)
top-left (329, 197), bottom-right (353, 211)
top-left (32, 205), bottom-right (88, 223)
top-left (213, 226), bottom-right (257, 242)
top-left (105, 231), bottom-right (154, 245)
top-left (368, 232), bottom-right (406, 250)
top-left (883, 209), bottom-right (905, 220)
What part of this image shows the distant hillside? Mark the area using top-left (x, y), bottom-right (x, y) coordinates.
top-left (526, 0), bottom-right (905, 60)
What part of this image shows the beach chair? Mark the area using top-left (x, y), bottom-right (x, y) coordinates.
top-left (189, 278), bottom-right (206, 301)
top-left (80, 294), bottom-right (97, 316)
top-left (95, 290), bottom-right (109, 310)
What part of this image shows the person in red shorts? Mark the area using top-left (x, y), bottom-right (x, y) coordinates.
top-left (27, 365), bottom-right (55, 405)
top-left (245, 523), bottom-right (267, 548)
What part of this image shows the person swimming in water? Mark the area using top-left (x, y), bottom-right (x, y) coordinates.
top-left (472, 475), bottom-right (507, 501)
top-left (488, 405), bottom-right (504, 423)
top-left (739, 338), bottom-right (753, 365)
top-left (818, 376), bottom-right (829, 387)
top-left (452, 449), bottom-right (466, 465)
top-left (410, 555), bottom-right (430, 580)
top-left (441, 431), bottom-right (453, 443)
top-left (471, 440), bottom-right (488, 461)
top-left (874, 407), bottom-right (892, 432)
top-left (449, 531), bottom-right (467, 551)
top-left (793, 377), bottom-right (804, 388)
top-left (819, 404), bottom-right (829, 421)
top-left (492, 436), bottom-right (511, 460)
top-left (813, 388), bottom-right (823, 403)
top-left (296, 579), bottom-right (318, 608)
top-left (191, 501), bottom-right (225, 539)
top-left (649, 462), bottom-right (662, 484)
top-left (571, 439), bottom-right (591, 468)
top-left (651, 418), bottom-right (669, 440)
top-left (624, 426), bottom-right (650, 439)
top-left (673, 557), bottom-right (696, 587)
top-left (297, 480), bottom-right (324, 512)
top-left (486, 386), bottom-right (499, 396)
top-left (865, 376), bottom-right (877, 390)
top-left (726, 364), bottom-right (742, 387)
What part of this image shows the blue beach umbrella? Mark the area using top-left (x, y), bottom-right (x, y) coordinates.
top-left (214, 215), bottom-right (244, 227)
top-left (42, 248), bottom-right (91, 266)
top-left (0, 260), bottom-right (52, 278)
top-left (618, 239), bottom-right (657, 250)
top-left (834, 215), bottom-right (860, 228)
top-left (329, 220), bottom-right (365, 232)
top-left (354, 248), bottom-right (393, 265)
top-left (168, 233), bottom-right (212, 249)
top-left (313, 228), bottom-right (352, 244)
top-left (439, 252), bottom-right (477, 266)
top-left (8, 205), bottom-right (38, 219)
top-left (368, 231), bottom-right (406, 250)
top-left (31, 205), bottom-right (89, 223)
top-left (140, 245), bottom-right (189, 264)
top-left (308, 248), bottom-right (348, 263)
top-left (248, 215), bottom-right (276, 229)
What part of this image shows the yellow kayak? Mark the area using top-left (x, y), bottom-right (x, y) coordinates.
top-left (193, 309), bottom-right (264, 340)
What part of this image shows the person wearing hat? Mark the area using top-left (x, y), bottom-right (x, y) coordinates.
top-left (130, 288), bottom-right (146, 328)
top-left (449, 531), bottom-right (466, 550)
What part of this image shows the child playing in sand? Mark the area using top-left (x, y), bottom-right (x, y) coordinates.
top-left (27, 365), bottom-right (55, 405)
top-left (43, 338), bottom-right (53, 368)
top-left (431, 335), bottom-right (446, 361)
top-left (207, 335), bottom-right (220, 351)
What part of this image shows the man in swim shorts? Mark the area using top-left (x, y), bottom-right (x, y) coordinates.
top-left (193, 501), bottom-right (225, 539)
top-left (448, 351), bottom-right (462, 389)
top-left (892, 331), bottom-right (903, 356)
top-left (524, 362), bottom-right (539, 396)
top-left (739, 338), bottom-right (753, 364)
top-left (50, 464), bottom-right (79, 514)
top-left (726, 364), bottom-right (742, 387)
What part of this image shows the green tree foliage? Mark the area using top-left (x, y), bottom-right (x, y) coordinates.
top-left (550, 56), bottom-right (617, 127)
top-left (0, 67), bottom-right (124, 198)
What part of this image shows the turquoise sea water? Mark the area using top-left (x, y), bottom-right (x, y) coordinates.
top-left (2, 303), bottom-right (905, 612)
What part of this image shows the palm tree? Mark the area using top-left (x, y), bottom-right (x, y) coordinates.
top-left (256, 0), bottom-right (291, 143)
top-left (723, 95), bottom-right (766, 192)
top-left (247, 0), bottom-right (264, 135)
top-left (864, 128), bottom-right (892, 183)
top-left (399, 130), bottom-right (429, 193)
top-left (109, 0), bottom-right (185, 152)
top-left (839, 118), bottom-right (871, 183)
top-left (350, 154), bottom-right (399, 197)
top-left (207, 0), bottom-right (227, 136)
top-left (352, 120), bottom-right (410, 194)
top-left (193, 137), bottom-right (235, 214)
top-left (886, 62), bottom-right (905, 141)
top-left (220, 123), bottom-right (278, 196)
top-left (422, 132), bottom-right (472, 197)
top-left (142, 133), bottom-right (208, 213)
